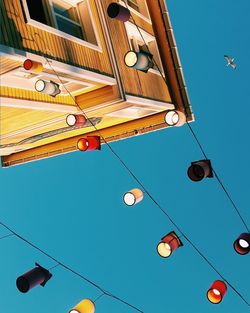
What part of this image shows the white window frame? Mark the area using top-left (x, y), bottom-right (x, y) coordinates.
top-left (124, 22), bottom-right (164, 76)
top-left (0, 67), bottom-right (95, 95)
top-left (119, 0), bottom-right (152, 24)
top-left (21, 0), bottom-right (102, 52)
top-left (52, 3), bottom-right (82, 31)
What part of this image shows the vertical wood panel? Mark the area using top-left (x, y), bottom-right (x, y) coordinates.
top-left (102, 0), bottom-right (171, 102)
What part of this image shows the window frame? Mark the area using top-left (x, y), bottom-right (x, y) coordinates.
top-left (21, 0), bottom-right (102, 52)
top-left (127, 0), bottom-right (139, 12)
top-left (120, 0), bottom-right (151, 24)
top-left (50, 0), bottom-right (86, 41)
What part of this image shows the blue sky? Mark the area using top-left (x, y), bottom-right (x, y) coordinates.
top-left (0, 0), bottom-right (250, 312)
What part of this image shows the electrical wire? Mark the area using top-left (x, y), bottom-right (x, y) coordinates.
top-left (4, 0), bottom-right (250, 309)
top-left (0, 221), bottom-right (144, 313)
top-left (186, 122), bottom-right (250, 233)
top-left (125, 0), bottom-right (250, 234)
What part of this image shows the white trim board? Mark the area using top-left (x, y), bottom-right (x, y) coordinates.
top-left (0, 44), bottom-right (117, 85)
top-left (0, 97), bottom-right (78, 113)
top-left (125, 95), bottom-right (174, 110)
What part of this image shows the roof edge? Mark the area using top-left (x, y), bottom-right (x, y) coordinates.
top-left (158, 0), bottom-right (194, 121)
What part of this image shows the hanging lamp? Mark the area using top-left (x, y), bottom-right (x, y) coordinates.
top-left (123, 188), bottom-right (144, 206)
top-left (107, 3), bottom-right (131, 22)
top-left (16, 263), bottom-right (52, 293)
top-left (187, 160), bottom-right (213, 182)
top-left (233, 233), bottom-right (250, 255)
top-left (157, 231), bottom-right (183, 258)
top-left (124, 50), bottom-right (153, 72)
top-left (35, 79), bottom-right (61, 97)
top-left (69, 299), bottom-right (95, 313)
top-left (164, 110), bottom-right (186, 127)
top-left (77, 136), bottom-right (101, 151)
top-left (23, 59), bottom-right (43, 73)
top-left (207, 280), bottom-right (227, 304)
top-left (66, 114), bottom-right (87, 127)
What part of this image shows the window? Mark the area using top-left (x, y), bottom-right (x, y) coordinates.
top-left (123, 0), bottom-right (150, 20)
top-left (22, 0), bottom-right (99, 47)
top-left (52, 0), bottom-right (84, 40)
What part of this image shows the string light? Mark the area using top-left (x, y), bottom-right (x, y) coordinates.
top-left (0, 221), bottom-right (143, 313)
top-left (69, 299), bottom-right (95, 313)
top-left (3, 2), bottom-right (250, 310)
top-left (16, 263), bottom-right (52, 293)
top-left (107, 2), bottom-right (130, 22)
top-left (164, 110), bottom-right (186, 127)
top-left (35, 79), bottom-right (61, 97)
top-left (124, 51), bottom-right (154, 72)
top-left (66, 114), bottom-right (87, 127)
top-left (121, 0), bottom-right (249, 231)
top-left (187, 160), bottom-right (213, 182)
top-left (156, 231), bottom-right (183, 258)
top-left (23, 59), bottom-right (43, 73)
top-left (207, 280), bottom-right (227, 304)
top-left (77, 136), bottom-right (101, 152)
top-left (123, 188), bottom-right (144, 206)
top-left (233, 233), bottom-right (250, 255)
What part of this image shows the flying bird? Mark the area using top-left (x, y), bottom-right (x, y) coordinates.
top-left (224, 55), bottom-right (236, 69)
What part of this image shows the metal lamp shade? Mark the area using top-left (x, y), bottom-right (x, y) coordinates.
top-left (77, 136), bottom-right (101, 151)
top-left (107, 3), bottom-right (131, 22)
top-left (23, 59), bottom-right (43, 73)
top-left (164, 110), bottom-right (186, 127)
top-left (207, 280), bottom-right (227, 304)
top-left (16, 264), bottom-right (52, 293)
top-left (187, 160), bottom-right (213, 182)
top-left (69, 299), bottom-right (95, 313)
top-left (157, 231), bottom-right (183, 258)
top-left (234, 233), bottom-right (250, 255)
top-left (124, 51), bottom-right (153, 72)
top-left (35, 80), bottom-right (61, 97)
top-left (66, 114), bottom-right (87, 127)
top-left (123, 188), bottom-right (143, 206)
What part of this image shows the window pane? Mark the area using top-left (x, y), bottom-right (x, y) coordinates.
top-left (55, 15), bottom-right (84, 40)
top-left (52, 1), bottom-right (80, 23)
top-left (26, 0), bottom-right (47, 24)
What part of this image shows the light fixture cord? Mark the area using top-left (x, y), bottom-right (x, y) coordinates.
top-left (4, 1), bottom-right (250, 309)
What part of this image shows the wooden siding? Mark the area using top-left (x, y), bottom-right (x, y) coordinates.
top-left (102, 0), bottom-right (172, 102)
top-left (0, 0), bottom-right (193, 167)
top-left (0, 0), bottom-right (113, 76)
top-left (0, 56), bottom-right (21, 74)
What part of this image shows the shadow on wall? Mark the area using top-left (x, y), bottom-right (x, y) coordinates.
top-left (0, 0), bottom-right (24, 49)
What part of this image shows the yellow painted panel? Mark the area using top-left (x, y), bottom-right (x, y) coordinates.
top-left (0, 86), bottom-right (76, 105)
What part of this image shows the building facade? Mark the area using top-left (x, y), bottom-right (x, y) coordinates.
top-left (0, 0), bottom-right (193, 167)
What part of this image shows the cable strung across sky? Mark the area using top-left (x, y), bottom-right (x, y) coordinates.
top-left (0, 221), bottom-right (144, 313)
top-left (3, 1), bottom-right (250, 311)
